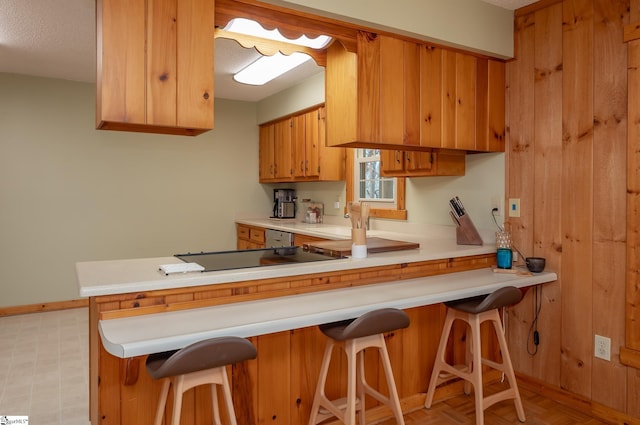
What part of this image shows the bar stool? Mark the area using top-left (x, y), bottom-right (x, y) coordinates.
top-left (145, 336), bottom-right (257, 425)
top-left (424, 286), bottom-right (526, 425)
top-left (308, 308), bottom-right (410, 425)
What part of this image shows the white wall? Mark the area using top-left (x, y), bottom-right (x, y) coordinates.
top-left (0, 73), bottom-right (270, 307)
top-left (405, 152), bottom-right (505, 229)
top-left (293, 153), bottom-right (505, 231)
top-left (261, 0), bottom-right (514, 58)
top-left (257, 72), bottom-right (325, 124)
top-left (0, 73), bottom-right (505, 308)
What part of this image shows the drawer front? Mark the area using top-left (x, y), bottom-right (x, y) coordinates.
top-left (250, 228), bottom-right (266, 244)
top-left (237, 225), bottom-right (250, 240)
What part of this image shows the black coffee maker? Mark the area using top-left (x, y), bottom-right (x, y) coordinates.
top-left (273, 189), bottom-right (296, 218)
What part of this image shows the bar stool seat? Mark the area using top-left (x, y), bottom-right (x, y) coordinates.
top-left (146, 336), bottom-right (257, 425)
top-left (424, 286), bottom-right (526, 425)
top-left (309, 308), bottom-right (410, 425)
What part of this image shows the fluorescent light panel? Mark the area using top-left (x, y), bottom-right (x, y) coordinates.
top-left (234, 52), bottom-right (312, 86)
top-left (224, 18), bottom-right (331, 85)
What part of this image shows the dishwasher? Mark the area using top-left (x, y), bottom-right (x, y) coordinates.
top-left (265, 229), bottom-right (294, 248)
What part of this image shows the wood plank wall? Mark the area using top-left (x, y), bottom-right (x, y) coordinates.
top-left (506, 0), bottom-right (637, 417)
top-left (625, 0), bottom-right (640, 415)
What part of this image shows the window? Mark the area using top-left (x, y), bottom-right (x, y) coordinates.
top-left (345, 149), bottom-right (407, 220)
top-left (354, 149), bottom-right (396, 208)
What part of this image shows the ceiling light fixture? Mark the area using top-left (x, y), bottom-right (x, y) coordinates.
top-left (224, 18), bottom-right (331, 85)
top-left (223, 18), bottom-right (331, 49)
top-left (233, 52), bottom-right (312, 86)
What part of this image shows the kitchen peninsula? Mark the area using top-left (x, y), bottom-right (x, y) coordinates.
top-left (78, 223), bottom-right (557, 425)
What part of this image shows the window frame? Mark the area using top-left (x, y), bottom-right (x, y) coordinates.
top-left (345, 149), bottom-right (407, 220)
top-left (354, 149), bottom-right (397, 207)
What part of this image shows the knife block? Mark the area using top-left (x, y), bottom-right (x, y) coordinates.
top-left (456, 214), bottom-right (483, 245)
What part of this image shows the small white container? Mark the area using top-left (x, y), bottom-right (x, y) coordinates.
top-left (351, 244), bottom-right (367, 259)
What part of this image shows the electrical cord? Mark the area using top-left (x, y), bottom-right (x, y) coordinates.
top-left (491, 207), bottom-right (541, 355)
top-left (491, 208), bottom-right (503, 231)
top-left (527, 285), bottom-right (543, 355)
top-left (491, 208), bottom-right (526, 262)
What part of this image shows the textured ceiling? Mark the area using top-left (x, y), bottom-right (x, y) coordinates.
top-left (0, 0), bottom-right (537, 102)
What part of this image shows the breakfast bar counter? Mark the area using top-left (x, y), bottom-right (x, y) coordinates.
top-left (99, 268), bottom-right (556, 359)
top-left (79, 226), bottom-right (556, 425)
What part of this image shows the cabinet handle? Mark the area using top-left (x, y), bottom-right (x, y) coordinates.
top-left (395, 151), bottom-right (401, 163)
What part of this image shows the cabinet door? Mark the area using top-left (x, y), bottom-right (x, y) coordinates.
top-left (420, 46), bottom-right (443, 148)
top-left (175, 0), bottom-right (214, 130)
top-left (455, 53), bottom-right (476, 151)
top-left (96, 0), bottom-right (213, 135)
top-left (316, 106), bottom-right (345, 181)
top-left (259, 124), bottom-right (275, 182)
top-left (442, 51), bottom-right (476, 150)
top-left (381, 150), bottom-right (405, 175)
top-left (291, 111), bottom-right (320, 179)
top-left (475, 59), bottom-right (506, 152)
top-left (97, 0), bottom-right (146, 126)
top-left (403, 41), bottom-right (421, 147)
top-left (304, 109), bottom-right (320, 178)
top-left (405, 151), bottom-right (435, 174)
top-left (379, 36), bottom-right (405, 145)
top-left (274, 119), bottom-right (293, 180)
top-left (357, 33), bottom-right (420, 147)
top-left (292, 114), bottom-right (307, 178)
top-left (357, 31), bottom-right (382, 143)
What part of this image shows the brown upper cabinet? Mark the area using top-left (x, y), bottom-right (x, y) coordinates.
top-left (259, 125), bottom-right (276, 181)
top-left (476, 58), bottom-right (506, 152)
top-left (96, 0), bottom-right (214, 136)
top-left (326, 32), bottom-right (505, 153)
top-left (381, 149), bottom-right (466, 177)
top-left (259, 106), bottom-right (345, 183)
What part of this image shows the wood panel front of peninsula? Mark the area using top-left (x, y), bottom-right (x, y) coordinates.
top-left (89, 253), bottom-right (497, 425)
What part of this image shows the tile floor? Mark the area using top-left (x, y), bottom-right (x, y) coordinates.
top-left (0, 308), bottom-right (89, 425)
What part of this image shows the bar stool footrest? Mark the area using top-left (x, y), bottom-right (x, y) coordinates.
top-left (318, 397), bottom-right (362, 415)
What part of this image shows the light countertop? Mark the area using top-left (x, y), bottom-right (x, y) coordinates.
top-left (99, 267), bottom-right (558, 358)
top-left (77, 221), bottom-right (497, 298)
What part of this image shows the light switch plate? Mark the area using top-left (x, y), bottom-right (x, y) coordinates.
top-left (508, 198), bottom-right (521, 217)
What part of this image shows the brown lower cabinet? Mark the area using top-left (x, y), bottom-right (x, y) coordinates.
top-left (237, 224), bottom-right (266, 249)
top-left (89, 253), bottom-right (497, 425)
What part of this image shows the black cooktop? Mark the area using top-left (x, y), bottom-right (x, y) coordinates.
top-left (175, 246), bottom-right (337, 272)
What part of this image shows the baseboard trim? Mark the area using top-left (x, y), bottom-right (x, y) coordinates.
top-left (517, 373), bottom-right (640, 425)
top-left (0, 299), bottom-right (88, 317)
